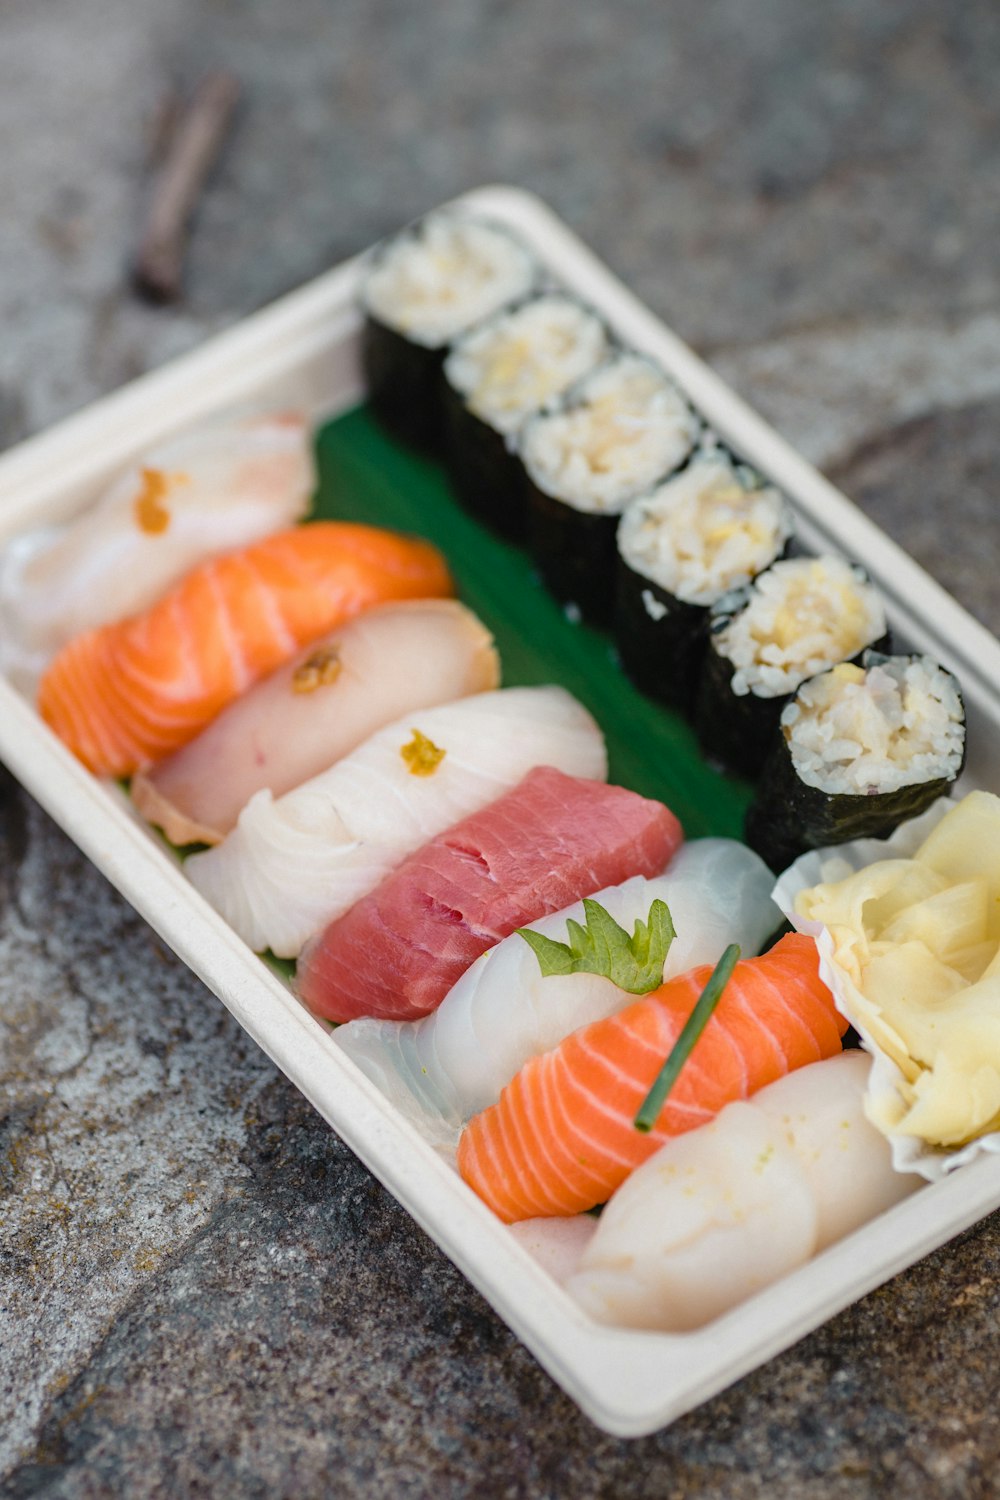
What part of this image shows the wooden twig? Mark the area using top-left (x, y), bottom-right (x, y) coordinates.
top-left (133, 70), bottom-right (240, 304)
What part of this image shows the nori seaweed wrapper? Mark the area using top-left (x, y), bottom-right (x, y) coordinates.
top-left (526, 483), bottom-right (621, 626)
top-left (441, 377), bottom-right (529, 543)
top-left (694, 628), bottom-right (789, 778)
top-left (362, 316), bottom-right (448, 455)
top-left (744, 655), bottom-right (966, 872)
top-left (613, 556), bottom-right (707, 712)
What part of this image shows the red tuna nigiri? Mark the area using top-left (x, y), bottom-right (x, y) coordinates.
top-left (297, 766), bottom-right (683, 1024)
top-left (457, 933), bottom-right (845, 1222)
top-left (38, 522), bottom-right (452, 776)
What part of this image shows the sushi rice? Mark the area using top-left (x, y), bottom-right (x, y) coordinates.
top-left (444, 294), bottom-right (609, 437)
top-left (519, 352), bottom-right (700, 515)
top-left (782, 655), bottom-right (965, 795)
top-left (362, 211), bottom-right (536, 348)
top-left (616, 451), bottom-right (792, 608)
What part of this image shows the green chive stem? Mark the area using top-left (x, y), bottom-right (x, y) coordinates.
top-left (633, 943), bottom-right (741, 1133)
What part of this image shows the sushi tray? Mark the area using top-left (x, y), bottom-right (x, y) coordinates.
top-left (3, 186), bottom-right (1000, 1438)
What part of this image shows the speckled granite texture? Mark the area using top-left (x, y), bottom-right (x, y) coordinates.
top-left (2, 0), bottom-right (1000, 1493)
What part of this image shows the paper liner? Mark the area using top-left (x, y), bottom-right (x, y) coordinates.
top-left (772, 796), bottom-right (1000, 1183)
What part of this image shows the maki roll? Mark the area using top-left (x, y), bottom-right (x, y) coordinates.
top-left (694, 556), bottom-right (888, 778)
top-left (360, 211), bottom-right (537, 453)
top-left (615, 448), bottom-right (792, 712)
top-left (745, 653), bottom-right (966, 871)
top-left (442, 294), bottom-right (610, 542)
top-left (519, 353), bottom-right (700, 625)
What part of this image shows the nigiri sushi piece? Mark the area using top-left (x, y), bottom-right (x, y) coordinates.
top-left (131, 599), bottom-right (500, 845)
top-left (566, 1050), bottom-right (919, 1332)
top-left (186, 688), bottom-right (607, 959)
top-left (37, 522), bottom-right (453, 777)
top-left (335, 838), bottom-right (777, 1132)
top-left (299, 766), bottom-right (683, 1024)
top-left (457, 933), bottom-right (846, 1222)
top-left (0, 412), bottom-right (315, 693)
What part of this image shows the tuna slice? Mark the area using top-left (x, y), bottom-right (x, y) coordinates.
top-left (297, 766), bottom-right (683, 1024)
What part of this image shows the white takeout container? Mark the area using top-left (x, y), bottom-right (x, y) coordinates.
top-left (3, 187), bottom-right (1000, 1438)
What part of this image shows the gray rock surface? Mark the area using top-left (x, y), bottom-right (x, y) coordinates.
top-left (2, 0), bottom-right (1000, 1493)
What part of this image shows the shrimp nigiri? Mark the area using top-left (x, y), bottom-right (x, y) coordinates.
top-left (335, 838), bottom-right (777, 1131)
top-left (37, 522), bottom-right (453, 777)
top-left (457, 933), bottom-right (846, 1222)
top-left (0, 412), bottom-right (314, 692)
top-left (131, 599), bottom-right (499, 845)
top-left (186, 690), bottom-right (607, 959)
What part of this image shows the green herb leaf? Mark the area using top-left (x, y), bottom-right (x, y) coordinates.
top-left (634, 943), bottom-right (741, 1133)
top-left (517, 897), bottom-right (676, 995)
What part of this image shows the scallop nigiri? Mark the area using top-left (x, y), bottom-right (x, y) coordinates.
top-left (457, 933), bottom-right (846, 1221)
top-left (186, 687), bottom-right (607, 958)
top-left (131, 599), bottom-right (500, 845)
top-left (37, 522), bottom-right (453, 777)
top-left (300, 766), bottom-right (683, 1024)
top-left (335, 838), bottom-right (777, 1131)
top-left (0, 412), bottom-right (315, 693)
top-left (566, 1051), bottom-right (919, 1332)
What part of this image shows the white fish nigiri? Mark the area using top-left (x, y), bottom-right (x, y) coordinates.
top-left (186, 685), bottom-right (606, 958)
top-left (0, 412), bottom-right (314, 692)
top-left (335, 838), bottom-right (778, 1135)
top-left (132, 599), bottom-right (500, 845)
top-left (566, 1051), bottom-right (920, 1333)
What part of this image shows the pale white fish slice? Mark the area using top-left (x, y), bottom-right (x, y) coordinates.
top-left (0, 412), bottom-right (314, 693)
top-left (566, 1052), bottom-right (919, 1333)
top-left (335, 837), bottom-right (779, 1141)
top-left (132, 599), bottom-right (500, 845)
top-left (185, 685), bottom-right (606, 958)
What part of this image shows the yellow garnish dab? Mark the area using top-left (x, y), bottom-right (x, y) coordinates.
top-left (400, 729), bottom-right (446, 777)
top-left (133, 468), bottom-right (189, 534)
top-left (292, 647), bottom-right (342, 694)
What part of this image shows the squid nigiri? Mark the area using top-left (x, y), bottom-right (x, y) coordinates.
top-left (335, 838), bottom-right (777, 1131)
top-left (37, 522), bottom-right (453, 777)
top-left (299, 766), bottom-right (683, 1024)
top-left (186, 687), bottom-right (607, 958)
top-left (566, 1050), bottom-right (919, 1332)
top-left (457, 933), bottom-right (846, 1221)
top-left (0, 412), bottom-right (315, 693)
top-left (131, 599), bottom-right (500, 845)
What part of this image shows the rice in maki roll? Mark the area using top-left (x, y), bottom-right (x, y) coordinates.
top-left (520, 353), bottom-right (700, 625)
top-left (442, 294), bottom-right (610, 542)
top-left (361, 211), bottom-right (537, 453)
top-left (694, 555), bottom-right (888, 778)
top-left (745, 653), bottom-right (966, 871)
top-left (615, 448), bottom-right (792, 712)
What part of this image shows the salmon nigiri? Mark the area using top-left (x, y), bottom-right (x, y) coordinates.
top-left (37, 522), bottom-right (453, 777)
top-left (457, 933), bottom-right (846, 1222)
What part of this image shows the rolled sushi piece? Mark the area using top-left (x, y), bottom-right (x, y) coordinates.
top-left (519, 352), bottom-right (700, 625)
top-left (360, 210), bottom-right (537, 453)
top-left (694, 555), bottom-right (889, 779)
top-left (615, 447), bottom-right (793, 713)
top-left (131, 599), bottom-right (500, 846)
top-left (335, 838), bottom-right (778, 1135)
top-left (441, 293), bottom-right (610, 542)
top-left (744, 652), bottom-right (966, 872)
top-left (185, 685), bottom-right (606, 959)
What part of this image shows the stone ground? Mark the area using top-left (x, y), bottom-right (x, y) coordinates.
top-left (1, 1), bottom-right (999, 1494)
